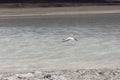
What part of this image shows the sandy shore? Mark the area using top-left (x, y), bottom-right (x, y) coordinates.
top-left (0, 6), bottom-right (120, 18)
top-left (0, 68), bottom-right (120, 80)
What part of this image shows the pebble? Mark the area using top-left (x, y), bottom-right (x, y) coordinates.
top-left (16, 73), bottom-right (34, 79)
top-left (51, 75), bottom-right (67, 80)
top-left (0, 69), bottom-right (120, 80)
top-left (34, 71), bottom-right (43, 77)
top-left (3, 76), bottom-right (17, 80)
top-left (0, 75), bottom-right (2, 79)
top-left (44, 74), bottom-right (51, 79)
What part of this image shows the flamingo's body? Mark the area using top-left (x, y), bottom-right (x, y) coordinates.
top-left (63, 37), bottom-right (77, 42)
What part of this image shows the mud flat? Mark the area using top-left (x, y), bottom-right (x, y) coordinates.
top-left (0, 68), bottom-right (120, 80)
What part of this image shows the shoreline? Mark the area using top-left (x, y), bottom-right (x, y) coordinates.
top-left (0, 6), bottom-right (120, 19)
top-left (0, 68), bottom-right (120, 80)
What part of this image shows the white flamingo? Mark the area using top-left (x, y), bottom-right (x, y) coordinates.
top-left (63, 37), bottom-right (77, 42)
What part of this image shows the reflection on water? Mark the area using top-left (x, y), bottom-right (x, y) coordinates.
top-left (0, 15), bottom-right (120, 71)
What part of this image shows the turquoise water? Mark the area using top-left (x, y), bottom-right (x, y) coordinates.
top-left (0, 14), bottom-right (120, 71)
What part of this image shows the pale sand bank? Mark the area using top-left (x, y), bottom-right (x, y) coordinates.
top-left (0, 6), bottom-right (120, 18)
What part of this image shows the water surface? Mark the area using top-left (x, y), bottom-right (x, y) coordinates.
top-left (0, 14), bottom-right (120, 71)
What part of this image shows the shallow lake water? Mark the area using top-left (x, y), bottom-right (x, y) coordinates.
top-left (0, 14), bottom-right (120, 71)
